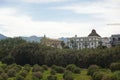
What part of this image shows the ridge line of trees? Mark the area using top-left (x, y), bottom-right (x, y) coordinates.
top-left (0, 38), bottom-right (120, 68)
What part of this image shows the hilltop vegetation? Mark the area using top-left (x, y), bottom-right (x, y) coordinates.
top-left (0, 38), bottom-right (120, 80)
top-left (0, 37), bottom-right (120, 68)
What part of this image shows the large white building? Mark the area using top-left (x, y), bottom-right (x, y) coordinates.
top-left (67, 29), bottom-right (110, 49)
top-left (101, 37), bottom-right (111, 48)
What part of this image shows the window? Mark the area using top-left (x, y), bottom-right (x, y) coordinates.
top-left (113, 38), bottom-right (115, 41)
top-left (81, 39), bottom-right (83, 41)
top-left (93, 38), bottom-right (95, 40)
top-left (91, 42), bottom-right (93, 45)
top-left (96, 38), bottom-right (98, 40)
top-left (89, 38), bottom-right (91, 41)
top-left (79, 43), bottom-right (81, 45)
top-left (76, 39), bottom-right (79, 41)
top-left (118, 37), bottom-right (120, 41)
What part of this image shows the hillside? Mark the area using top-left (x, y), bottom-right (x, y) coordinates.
top-left (0, 34), bottom-right (7, 40)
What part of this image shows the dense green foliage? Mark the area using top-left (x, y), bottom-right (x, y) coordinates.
top-left (110, 62), bottom-right (120, 72)
top-left (92, 71), bottom-right (105, 80)
top-left (47, 75), bottom-right (57, 80)
top-left (63, 70), bottom-right (74, 80)
top-left (0, 62), bottom-right (90, 80)
top-left (0, 62), bottom-right (119, 80)
top-left (87, 65), bottom-right (100, 76)
top-left (66, 64), bottom-right (81, 73)
top-left (0, 37), bottom-right (26, 62)
top-left (51, 65), bottom-right (65, 73)
top-left (0, 38), bottom-right (120, 80)
top-left (0, 38), bottom-right (120, 68)
top-left (111, 71), bottom-right (120, 80)
top-left (50, 69), bottom-right (56, 75)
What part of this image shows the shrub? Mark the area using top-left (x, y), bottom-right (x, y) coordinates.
top-left (0, 76), bottom-right (3, 80)
top-left (19, 70), bottom-right (28, 77)
top-left (9, 63), bottom-right (17, 68)
top-left (23, 64), bottom-right (31, 72)
top-left (92, 71), bottom-right (105, 80)
top-left (5, 64), bottom-right (22, 73)
top-left (0, 67), bottom-right (4, 74)
top-left (32, 71), bottom-right (43, 79)
top-left (32, 76), bottom-right (40, 80)
top-left (110, 62), bottom-right (120, 72)
top-left (7, 69), bottom-right (16, 77)
top-left (13, 65), bottom-right (22, 72)
top-left (102, 74), bottom-right (112, 80)
top-left (5, 63), bottom-right (17, 72)
top-left (51, 65), bottom-right (57, 70)
top-left (74, 67), bottom-right (81, 74)
top-left (32, 64), bottom-right (44, 72)
top-left (50, 69), bottom-right (56, 75)
top-left (42, 65), bottom-right (48, 70)
top-left (0, 73), bottom-right (8, 80)
top-left (66, 64), bottom-right (81, 73)
top-left (55, 66), bottom-right (65, 73)
top-left (51, 65), bottom-right (64, 73)
top-left (15, 75), bottom-right (24, 80)
top-left (47, 75), bottom-right (57, 80)
top-left (66, 64), bottom-right (76, 72)
top-left (0, 62), bottom-right (7, 69)
top-left (111, 71), bottom-right (120, 80)
top-left (87, 65), bottom-right (99, 76)
top-left (63, 70), bottom-right (74, 80)
top-left (99, 69), bottom-right (111, 73)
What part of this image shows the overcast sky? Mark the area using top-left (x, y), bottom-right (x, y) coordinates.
top-left (0, 0), bottom-right (120, 38)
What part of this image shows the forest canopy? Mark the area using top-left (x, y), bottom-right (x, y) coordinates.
top-left (0, 38), bottom-right (120, 68)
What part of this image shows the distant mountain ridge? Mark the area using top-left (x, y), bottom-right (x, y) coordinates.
top-left (0, 34), bottom-right (67, 43)
top-left (21, 36), bottom-right (42, 42)
top-left (0, 34), bottom-right (7, 40)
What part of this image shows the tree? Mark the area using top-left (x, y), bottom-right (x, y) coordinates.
top-left (0, 37), bottom-right (26, 62)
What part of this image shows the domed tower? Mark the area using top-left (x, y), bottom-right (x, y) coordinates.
top-left (88, 29), bottom-right (101, 37)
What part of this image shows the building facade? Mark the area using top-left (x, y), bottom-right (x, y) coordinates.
top-left (110, 34), bottom-right (120, 46)
top-left (101, 37), bottom-right (111, 48)
top-left (40, 35), bottom-right (62, 49)
top-left (67, 29), bottom-right (110, 49)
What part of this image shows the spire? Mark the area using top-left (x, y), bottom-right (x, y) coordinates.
top-left (88, 29), bottom-right (101, 37)
top-left (44, 34), bottom-right (46, 38)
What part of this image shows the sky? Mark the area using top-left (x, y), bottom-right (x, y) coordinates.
top-left (0, 0), bottom-right (120, 38)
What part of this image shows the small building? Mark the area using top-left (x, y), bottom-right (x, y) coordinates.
top-left (40, 35), bottom-right (62, 49)
top-left (110, 34), bottom-right (120, 46)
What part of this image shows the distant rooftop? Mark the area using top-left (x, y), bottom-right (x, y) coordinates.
top-left (88, 29), bottom-right (101, 37)
top-left (111, 34), bottom-right (120, 37)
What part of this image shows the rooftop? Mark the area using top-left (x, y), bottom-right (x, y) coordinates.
top-left (88, 29), bottom-right (101, 37)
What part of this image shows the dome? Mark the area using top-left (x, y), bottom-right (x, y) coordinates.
top-left (88, 29), bottom-right (101, 37)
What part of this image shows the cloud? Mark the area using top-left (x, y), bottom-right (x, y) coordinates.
top-left (0, 7), bottom-right (119, 38)
top-left (0, 8), bottom-right (17, 15)
top-left (53, 0), bottom-right (120, 22)
top-left (4, 0), bottom-right (68, 3)
top-left (0, 8), bottom-right (91, 38)
top-left (23, 0), bottom-right (68, 3)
